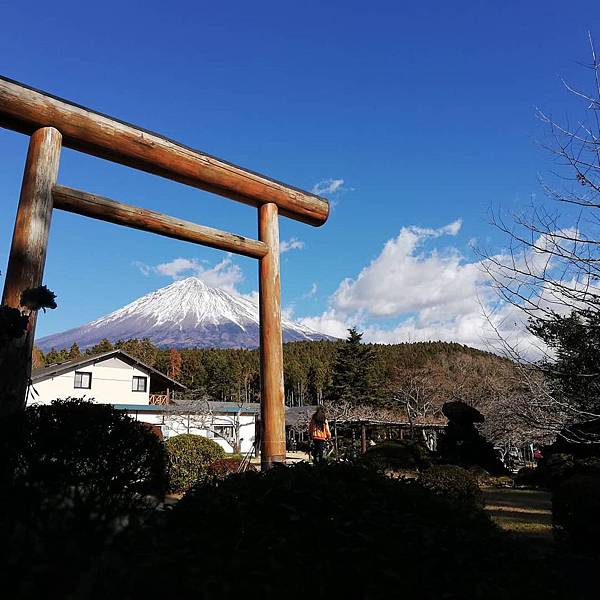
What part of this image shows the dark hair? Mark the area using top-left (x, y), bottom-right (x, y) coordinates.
top-left (313, 406), bottom-right (326, 427)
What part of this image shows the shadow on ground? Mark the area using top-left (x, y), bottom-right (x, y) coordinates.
top-left (483, 487), bottom-right (553, 541)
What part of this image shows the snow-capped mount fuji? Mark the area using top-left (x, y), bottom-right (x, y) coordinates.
top-left (36, 277), bottom-right (333, 351)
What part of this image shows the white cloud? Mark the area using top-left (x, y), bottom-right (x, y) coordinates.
top-left (137, 256), bottom-right (244, 293)
top-left (282, 305), bottom-right (295, 320)
top-left (298, 218), bottom-right (546, 355)
top-left (311, 178), bottom-right (346, 195)
top-left (280, 238), bottom-right (305, 253)
top-left (331, 220), bottom-right (471, 317)
top-left (132, 260), bottom-right (152, 276)
top-left (302, 282), bottom-right (318, 299)
top-left (299, 309), bottom-right (356, 339)
top-left (241, 290), bottom-right (260, 305)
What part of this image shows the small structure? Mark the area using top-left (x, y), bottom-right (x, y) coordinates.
top-left (27, 349), bottom-right (259, 454)
top-left (286, 406), bottom-right (446, 453)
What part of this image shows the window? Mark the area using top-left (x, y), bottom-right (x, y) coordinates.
top-left (132, 376), bottom-right (147, 392)
top-left (74, 371), bottom-right (92, 389)
top-left (213, 425), bottom-right (234, 440)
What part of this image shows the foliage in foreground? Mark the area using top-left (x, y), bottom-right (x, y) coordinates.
top-left (206, 457), bottom-right (255, 481)
top-left (552, 474), bottom-right (600, 554)
top-left (361, 439), bottom-right (431, 472)
top-left (0, 399), bottom-right (167, 599)
top-left (84, 462), bottom-right (590, 600)
top-left (165, 433), bottom-right (225, 493)
top-left (418, 464), bottom-right (483, 508)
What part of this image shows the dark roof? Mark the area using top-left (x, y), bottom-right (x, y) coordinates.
top-left (284, 405), bottom-right (446, 428)
top-left (31, 349), bottom-right (186, 391)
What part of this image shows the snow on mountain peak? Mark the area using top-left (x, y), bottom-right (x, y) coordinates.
top-left (37, 277), bottom-right (332, 350)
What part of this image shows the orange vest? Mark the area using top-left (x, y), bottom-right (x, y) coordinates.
top-left (309, 418), bottom-right (331, 440)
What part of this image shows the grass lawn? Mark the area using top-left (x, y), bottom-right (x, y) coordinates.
top-left (483, 487), bottom-right (553, 543)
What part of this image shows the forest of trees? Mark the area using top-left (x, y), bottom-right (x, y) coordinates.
top-left (34, 332), bottom-right (527, 440)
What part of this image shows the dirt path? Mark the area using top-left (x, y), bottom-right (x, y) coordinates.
top-left (483, 487), bottom-right (553, 542)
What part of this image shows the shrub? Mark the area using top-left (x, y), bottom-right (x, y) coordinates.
top-left (207, 457), bottom-right (256, 481)
top-left (0, 399), bottom-right (167, 599)
top-left (419, 465), bottom-right (483, 507)
top-left (515, 466), bottom-right (544, 487)
top-left (85, 462), bottom-right (578, 599)
top-left (166, 434), bottom-right (225, 493)
top-left (437, 401), bottom-right (506, 475)
top-left (362, 439), bottom-right (431, 472)
top-left (542, 452), bottom-right (576, 488)
top-left (552, 474), bottom-right (600, 554)
top-left (537, 452), bottom-right (600, 489)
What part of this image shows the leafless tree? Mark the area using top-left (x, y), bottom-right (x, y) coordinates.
top-left (479, 35), bottom-right (600, 443)
top-left (166, 389), bottom-right (252, 453)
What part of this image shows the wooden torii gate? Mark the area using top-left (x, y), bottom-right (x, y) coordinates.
top-left (0, 76), bottom-right (329, 469)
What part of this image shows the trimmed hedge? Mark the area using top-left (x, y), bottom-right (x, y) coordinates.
top-left (166, 434), bottom-right (225, 493)
top-left (553, 474), bottom-right (600, 554)
top-left (82, 462), bottom-right (574, 599)
top-left (362, 439), bottom-right (431, 472)
top-left (419, 464), bottom-right (484, 507)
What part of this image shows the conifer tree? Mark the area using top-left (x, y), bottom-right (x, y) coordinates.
top-left (45, 347), bottom-right (61, 365)
top-left (86, 338), bottom-right (113, 356)
top-left (68, 342), bottom-right (81, 360)
top-left (327, 328), bottom-right (377, 406)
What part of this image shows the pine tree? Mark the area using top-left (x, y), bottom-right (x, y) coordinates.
top-left (529, 309), bottom-right (600, 418)
top-left (45, 347), bottom-right (61, 364)
top-left (86, 338), bottom-right (114, 356)
top-left (327, 328), bottom-right (377, 405)
top-left (68, 342), bottom-right (81, 360)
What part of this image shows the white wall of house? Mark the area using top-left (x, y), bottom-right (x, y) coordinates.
top-left (127, 410), bottom-right (257, 454)
top-left (28, 357), bottom-right (151, 405)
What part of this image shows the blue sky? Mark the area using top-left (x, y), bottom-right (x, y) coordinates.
top-left (1, 1), bottom-right (599, 348)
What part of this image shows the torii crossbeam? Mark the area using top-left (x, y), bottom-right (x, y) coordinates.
top-left (0, 76), bottom-right (329, 469)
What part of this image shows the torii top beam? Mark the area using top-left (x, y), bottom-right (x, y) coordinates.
top-left (0, 76), bottom-right (329, 227)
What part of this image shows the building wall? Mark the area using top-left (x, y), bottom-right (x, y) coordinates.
top-left (28, 357), bottom-right (151, 405)
top-left (127, 410), bottom-right (257, 454)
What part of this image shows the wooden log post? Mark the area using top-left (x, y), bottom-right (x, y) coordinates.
top-left (0, 127), bottom-right (62, 417)
top-left (0, 77), bottom-right (329, 227)
top-left (52, 185), bottom-right (268, 259)
top-left (361, 422), bottom-right (367, 454)
top-left (258, 203), bottom-right (286, 470)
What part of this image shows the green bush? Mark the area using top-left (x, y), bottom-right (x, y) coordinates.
top-left (0, 398), bottom-right (167, 599)
top-left (166, 434), bottom-right (225, 493)
top-left (84, 462), bottom-right (580, 599)
top-left (362, 439), bottom-right (431, 472)
top-left (553, 474), bottom-right (600, 553)
top-left (419, 465), bottom-right (483, 507)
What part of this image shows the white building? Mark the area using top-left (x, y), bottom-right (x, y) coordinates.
top-left (28, 349), bottom-right (259, 454)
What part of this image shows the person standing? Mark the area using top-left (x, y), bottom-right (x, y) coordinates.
top-left (309, 406), bottom-right (331, 464)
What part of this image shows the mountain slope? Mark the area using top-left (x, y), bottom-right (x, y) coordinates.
top-left (37, 277), bottom-right (333, 350)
